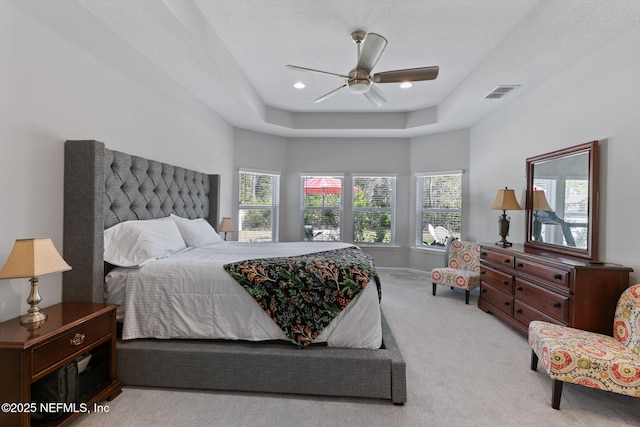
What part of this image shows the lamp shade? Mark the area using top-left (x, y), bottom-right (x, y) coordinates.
top-left (0, 238), bottom-right (71, 279)
top-left (218, 218), bottom-right (236, 233)
top-left (491, 188), bottom-right (522, 211)
top-left (532, 190), bottom-right (552, 211)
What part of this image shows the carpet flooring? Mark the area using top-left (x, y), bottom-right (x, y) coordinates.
top-left (71, 269), bottom-right (640, 426)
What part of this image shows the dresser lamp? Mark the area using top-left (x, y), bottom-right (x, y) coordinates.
top-left (0, 238), bottom-right (71, 325)
top-left (218, 217), bottom-right (236, 241)
top-left (491, 188), bottom-right (522, 247)
top-left (532, 190), bottom-right (552, 241)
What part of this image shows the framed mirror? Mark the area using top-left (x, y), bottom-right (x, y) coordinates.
top-left (525, 141), bottom-right (598, 260)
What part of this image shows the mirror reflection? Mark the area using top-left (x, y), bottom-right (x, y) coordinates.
top-left (531, 152), bottom-right (590, 249)
top-left (525, 141), bottom-right (597, 260)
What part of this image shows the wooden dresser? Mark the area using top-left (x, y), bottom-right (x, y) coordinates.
top-left (478, 244), bottom-right (633, 336)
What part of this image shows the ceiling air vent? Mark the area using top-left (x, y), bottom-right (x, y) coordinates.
top-left (485, 85), bottom-right (520, 99)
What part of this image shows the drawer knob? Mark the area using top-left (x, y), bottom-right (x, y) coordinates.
top-left (503, 301), bottom-right (510, 306)
top-left (516, 262), bottom-right (524, 268)
top-left (553, 274), bottom-right (563, 280)
top-left (516, 286), bottom-right (523, 291)
top-left (504, 259), bottom-right (511, 264)
top-left (502, 280), bottom-right (509, 285)
top-left (480, 271), bottom-right (486, 275)
top-left (70, 333), bottom-right (85, 346)
top-left (516, 309), bottom-right (523, 314)
top-left (551, 302), bottom-right (562, 309)
top-left (481, 252), bottom-right (487, 257)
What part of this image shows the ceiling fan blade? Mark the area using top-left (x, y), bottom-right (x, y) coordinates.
top-left (363, 84), bottom-right (387, 107)
top-left (373, 66), bottom-right (439, 83)
top-left (286, 65), bottom-right (349, 79)
top-left (311, 84), bottom-right (347, 103)
top-left (356, 33), bottom-right (387, 74)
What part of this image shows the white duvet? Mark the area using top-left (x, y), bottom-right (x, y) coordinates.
top-left (105, 241), bottom-right (382, 349)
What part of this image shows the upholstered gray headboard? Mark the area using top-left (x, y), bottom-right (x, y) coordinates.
top-left (62, 140), bottom-right (220, 302)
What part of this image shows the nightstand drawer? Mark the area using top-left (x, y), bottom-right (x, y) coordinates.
top-left (32, 315), bottom-right (111, 377)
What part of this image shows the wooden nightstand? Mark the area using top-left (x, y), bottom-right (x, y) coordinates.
top-left (0, 302), bottom-right (122, 426)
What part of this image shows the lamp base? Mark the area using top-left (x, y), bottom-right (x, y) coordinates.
top-left (20, 310), bottom-right (47, 325)
top-left (496, 212), bottom-right (512, 248)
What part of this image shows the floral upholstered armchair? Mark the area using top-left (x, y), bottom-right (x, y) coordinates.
top-left (529, 284), bottom-right (640, 409)
top-left (430, 239), bottom-right (481, 304)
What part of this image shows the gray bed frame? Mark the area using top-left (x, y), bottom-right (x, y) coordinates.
top-left (62, 140), bottom-right (407, 404)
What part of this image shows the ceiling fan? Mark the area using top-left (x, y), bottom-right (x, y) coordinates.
top-left (286, 30), bottom-right (439, 107)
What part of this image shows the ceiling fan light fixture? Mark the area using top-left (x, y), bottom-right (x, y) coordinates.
top-left (293, 82), bottom-right (306, 89)
top-left (347, 79), bottom-right (371, 94)
top-left (400, 82), bottom-right (412, 89)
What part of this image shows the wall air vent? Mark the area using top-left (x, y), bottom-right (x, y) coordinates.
top-left (485, 85), bottom-right (520, 99)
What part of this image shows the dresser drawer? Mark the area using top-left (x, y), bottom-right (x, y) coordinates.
top-left (514, 278), bottom-right (569, 323)
top-left (32, 314), bottom-right (111, 377)
top-left (513, 258), bottom-right (569, 288)
top-left (514, 300), bottom-right (564, 329)
top-left (480, 265), bottom-right (513, 294)
top-left (481, 249), bottom-right (514, 269)
top-left (480, 284), bottom-right (513, 316)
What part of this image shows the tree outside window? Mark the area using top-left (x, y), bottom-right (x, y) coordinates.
top-left (238, 170), bottom-right (279, 242)
top-left (353, 176), bottom-right (396, 244)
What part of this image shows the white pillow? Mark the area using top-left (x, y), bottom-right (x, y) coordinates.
top-left (104, 217), bottom-right (187, 267)
top-left (170, 214), bottom-right (224, 247)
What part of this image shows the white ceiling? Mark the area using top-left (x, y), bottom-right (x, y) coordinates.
top-left (40, 1), bottom-right (640, 137)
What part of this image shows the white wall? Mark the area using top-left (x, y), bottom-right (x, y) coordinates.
top-left (469, 23), bottom-right (640, 283)
top-left (0, 1), bottom-right (234, 322)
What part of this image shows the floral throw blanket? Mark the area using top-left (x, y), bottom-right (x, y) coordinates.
top-left (223, 246), bottom-right (381, 348)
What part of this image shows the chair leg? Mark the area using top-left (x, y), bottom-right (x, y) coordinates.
top-left (552, 379), bottom-right (563, 410)
top-left (530, 350), bottom-right (538, 371)
top-left (465, 290), bottom-right (470, 304)
top-left (432, 283), bottom-right (436, 296)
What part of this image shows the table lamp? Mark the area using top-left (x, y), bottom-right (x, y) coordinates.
top-left (218, 217), bottom-right (236, 241)
top-left (0, 238), bottom-right (71, 324)
top-left (491, 188), bottom-right (522, 247)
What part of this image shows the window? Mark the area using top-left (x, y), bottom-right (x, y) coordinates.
top-left (301, 175), bottom-right (342, 241)
top-left (238, 170), bottom-right (280, 242)
top-left (353, 176), bottom-right (396, 244)
top-left (416, 172), bottom-right (462, 247)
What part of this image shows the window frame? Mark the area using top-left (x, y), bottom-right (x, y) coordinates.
top-left (415, 170), bottom-right (463, 249)
top-left (352, 174), bottom-right (397, 245)
top-left (238, 168), bottom-right (280, 242)
top-left (300, 174), bottom-right (344, 242)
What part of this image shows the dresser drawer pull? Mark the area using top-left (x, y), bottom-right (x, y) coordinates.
top-left (503, 280), bottom-right (509, 285)
top-left (504, 259), bottom-right (511, 264)
top-left (553, 274), bottom-right (563, 280)
top-left (481, 251), bottom-right (487, 257)
top-left (516, 286), bottom-right (523, 291)
top-left (503, 301), bottom-right (510, 306)
top-left (480, 271), bottom-right (486, 275)
top-left (516, 262), bottom-right (523, 268)
top-left (515, 309), bottom-right (523, 314)
top-left (70, 333), bottom-right (85, 346)
top-left (551, 302), bottom-right (562, 309)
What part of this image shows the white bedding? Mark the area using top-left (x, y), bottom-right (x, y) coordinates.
top-left (105, 241), bottom-right (382, 349)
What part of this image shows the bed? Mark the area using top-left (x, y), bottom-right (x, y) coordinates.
top-left (62, 140), bottom-right (407, 404)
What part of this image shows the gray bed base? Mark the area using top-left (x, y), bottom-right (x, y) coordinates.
top-left (62, 140), bottom-right (407, 404)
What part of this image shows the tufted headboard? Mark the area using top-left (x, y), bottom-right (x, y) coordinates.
top-left (62, 140), bottom-right (220, 303)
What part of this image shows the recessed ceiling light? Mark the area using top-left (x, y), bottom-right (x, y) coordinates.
top-left (293, 82), bottom-right (306, 89)
top-left (399, 82), bottom-right (412, 89)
